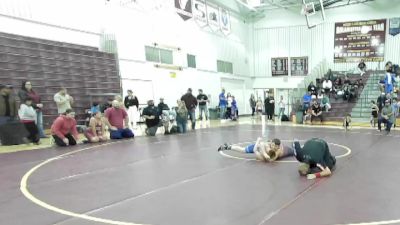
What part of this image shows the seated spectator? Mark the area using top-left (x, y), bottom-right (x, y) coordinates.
top-left (343, 75), bottom-right (351, 86)
top-left (334, 76), bottom-right (343, 87)
top-left (357, 59), bottom-right (366, 76)
top-left (303, 107), bottom-right (312, 124)
top-left (18, 97), bottom-right (40, 144)
top-left (302, 92), bottom-right (312, 113)
top-left (104, 100), bottom-right (134, 139)
top-left (175, 100), bottom-right (188, 133)
top-left (343, 84), bottom-right (354, 102)
top-left (322, 79), bottom-right (333, 97)
top-left (157, 98), bottom-right (176, 134)
top-left (378, 100), bottom-right (394, 134)
top-left (143, 100), bottom-right (160, 136)
top-left (321, 94), bottom-right (331, 112)
top-left (311, 101), bottom-right (323, 124)
top-left (100, 98), bottom-right (113, 113)
top-left (84, 111), bottom-right (108, 143)
top-left (90, 102), bottom-right (100, 114)
top-left (307, 82), bottom-right (317, 98)
top-left (51, 109), bottom-right (79, 147)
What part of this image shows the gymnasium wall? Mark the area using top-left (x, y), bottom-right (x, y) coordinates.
top-left (251, 0), bottom-right (400, 81)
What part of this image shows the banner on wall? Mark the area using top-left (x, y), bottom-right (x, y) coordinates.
top-left (290, 57), bottom-right (308, 76)
top-left (271, 57), bottom-right (289, 76)
top-left (175, 0), bottom-right (193, 21)
top-left (389, 18), bottom-right (400, 36)
top-left (219, 7), bottom-right (231, 35)
top-left (206, 3), bottom-right (220, 32)
top-left (334, 19), bottom-right (386, 63)
top-left (193, 0), bottom-right (208, 27)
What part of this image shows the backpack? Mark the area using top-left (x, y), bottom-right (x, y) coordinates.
top-left (281, 115), bottom-right (289, 121)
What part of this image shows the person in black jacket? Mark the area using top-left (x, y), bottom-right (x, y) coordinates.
top-left (264, 92), bottom-right (275, 121)
top-left (124, 90), bottom-right (139, 129)
top-left (181, 88), bottom-right (198, 130)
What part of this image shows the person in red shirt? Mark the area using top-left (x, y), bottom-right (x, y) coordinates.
top-left (51, 109), bottom-right (79, 146)
top-left (104, 100), bottom-right (134, 139)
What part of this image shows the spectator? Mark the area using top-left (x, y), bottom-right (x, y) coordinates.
top-left (384, 65), bottom-right (396, 94)
top-left (357, 59), bottom-right (366, 76)
top-left (302, 92), bottom-right (312, 114)
top-left (100, 98), bottom-right (113, 113)
top-left (377, 92), bottom-right (387, 113)
top-left (370, 100), bottom-right (379, 127)
top-left (0, 84), bottom-right (17, 125)
top-left (249, 94), bottom-right (256, 116)
top-left (142, 100), bottom-right (160, 136)
top-left (378, 100), bottom-right (394, 134)
top-left (307, 82), bottom-right (317, 97)
top-left (321, 94), bottom-right (331, 112)
top-left (18, 97), bottom-right (40, 144)
top-left (226, 93), bottom-right (233, 119)
top-left (181, 88), bottom-right (198, 130)
top-left (157, 98), bottom-right (175, 135)
top-left (322, 79), bottom-right (333, 97)
top-left (264, 92), bottom-right (275, 121)
top-left (231, 96), bottom-right (238, 120)
top-left (84, 111), bottom-right (108, 143)
top-left (256, 98), bottom-right (263, 116)
top-left (219, 88), bottom-right (227, 119)
top-left (104, 100), bottom-right (134, 139)
top-left (277, 95), bottom-right (285, 119)
top-left (90, 102), bottom-right (100, 115)
top-left (197, 89), bottom-right (209, 121)
top-left (124, 90), bottom-right (139, 129)
top-left (18, 80), bottom-right (47, 138)
top-left (54, 87), bottom-right (74, 114)
top-left (51, 109), bottom-right (79, 147)
top-left (311, 101), bottom-right (323, 125)
top-left (175, 100), bottom-right (188, 133)
top-left (343, 76), bottom-right (351, 85)
top-left (392, 98), bottom-right (399, 128)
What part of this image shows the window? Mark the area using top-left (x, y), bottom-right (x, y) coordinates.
top-left (145, 46), bottom-right (173, 64)
top-left (187, 54), bottom-right (196, 68)
top-left (217, 60), bottom-right (233, 74)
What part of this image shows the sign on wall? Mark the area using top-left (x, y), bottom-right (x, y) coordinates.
top-left (271, 57), bottom-right (289, 76)
top-left (334, 19), bottom-right (386, 63)
top-left (219, 7), bottom-right (231, 35)
top-left (290, 57), bottom-right (308, 76)
top-left (193, 0), bottom-right (208, 27)
top-left (207, 3), bottom-right (220, 32)
top-left (175, 0), bottom-right (193, 21)
top-left (389, 18), bottom-right (400, 36)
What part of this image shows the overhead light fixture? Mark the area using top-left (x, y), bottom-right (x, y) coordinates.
top-left (153, 43), bottom-right (181, 51)
top-left (154, 64), bottom-right (183, 71)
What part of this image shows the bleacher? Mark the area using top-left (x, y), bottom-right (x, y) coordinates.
top-left (0, 32), bottom-right (121, 128)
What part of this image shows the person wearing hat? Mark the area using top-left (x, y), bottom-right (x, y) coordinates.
top-left (378, 99), bottom-right (395, 134)
top-left (51, 109), bottom-right (80, 146)
top-left (293, 138), bottom-right (336, 180)
top-left (181, 88), bottom-right (198, 130)
top-left (0, 84), bottom-right (18, 125)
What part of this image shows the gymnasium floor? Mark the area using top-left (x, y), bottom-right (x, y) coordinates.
top-left (1, 121), bottom-right (400, 225)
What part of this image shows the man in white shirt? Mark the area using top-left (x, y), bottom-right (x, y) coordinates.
top-left (54, 87), bottom-right (74, 114)
top-left (322, 79), bottom-right (333, 97)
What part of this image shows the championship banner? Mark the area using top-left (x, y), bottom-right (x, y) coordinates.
top-left (219, 7), bottom-right (231, 35)
top-left (334, 19), bottom-right (386, 63)
top-left (389, 18), bottom-right (400, 36)
top-left (193, 0), bottom-right (208, 27)
top-left (206, 3), bottom-right (220, 32)
top-left (290, 57), bottom-right (308, 76)
top-left (175, 0), bottom-right (193, 21)
top-left (271, 57), bottom-right (289, 76)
